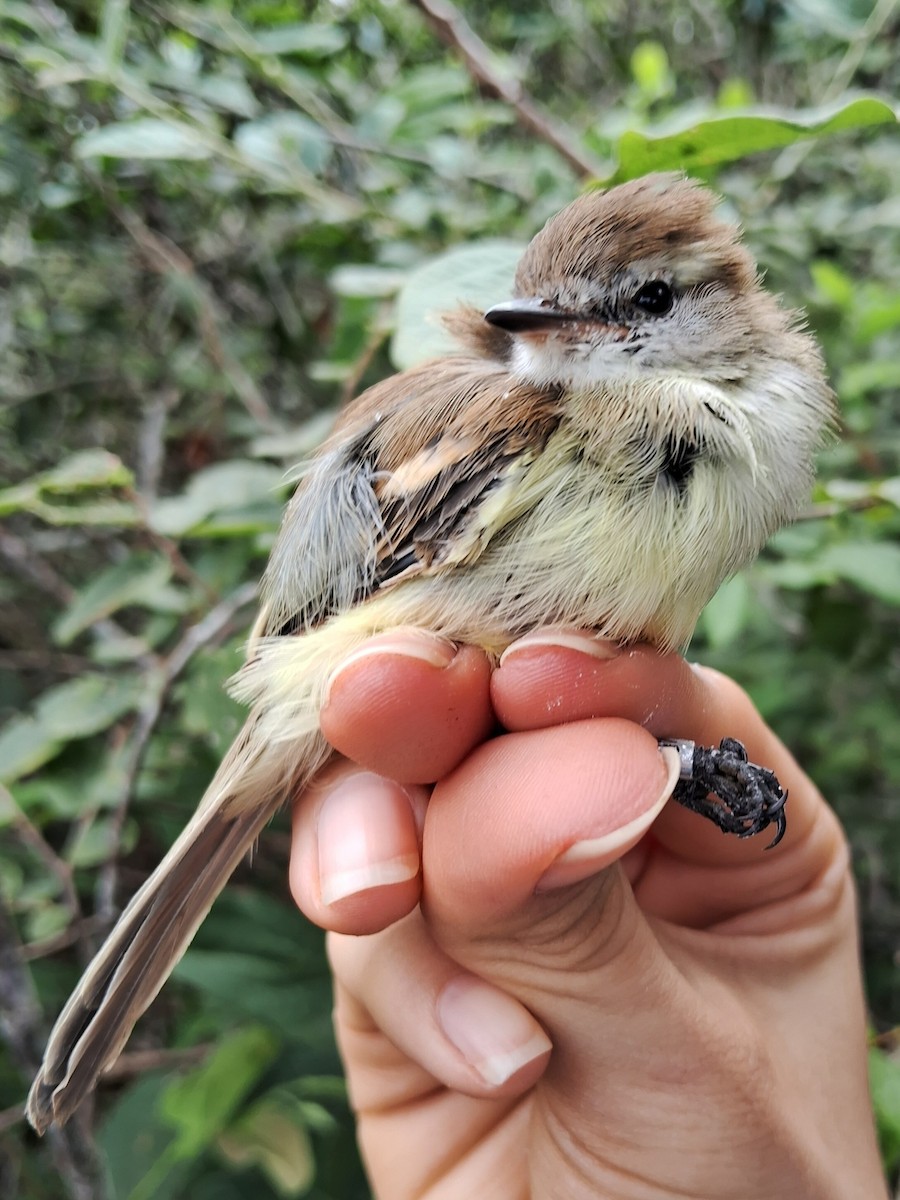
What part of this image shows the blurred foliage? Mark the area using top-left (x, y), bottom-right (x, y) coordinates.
top-left (0, 0), bottom-right (898, 1197)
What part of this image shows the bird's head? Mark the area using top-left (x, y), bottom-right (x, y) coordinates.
top-left (485, 174), bottom-right (792, 390)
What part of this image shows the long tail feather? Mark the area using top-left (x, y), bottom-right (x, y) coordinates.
top-left (26, 720), bottom-right (330, 1134)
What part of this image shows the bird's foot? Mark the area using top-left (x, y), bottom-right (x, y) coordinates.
top-left (659, 737), bottom-right (788, 849)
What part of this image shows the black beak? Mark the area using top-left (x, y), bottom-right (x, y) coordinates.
top-left (483, 297), bottom-right (575, 332)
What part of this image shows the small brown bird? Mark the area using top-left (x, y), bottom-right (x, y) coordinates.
top-left (27, 173), bottom-right (833, 1133)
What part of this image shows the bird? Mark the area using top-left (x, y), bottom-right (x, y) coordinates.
top-left (26, 172), bottom-right (834, 1133)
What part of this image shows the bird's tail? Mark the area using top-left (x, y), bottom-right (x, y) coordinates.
top-left (26, 718), bottom-right (330, 1134)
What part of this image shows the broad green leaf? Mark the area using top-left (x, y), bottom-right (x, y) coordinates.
top-left (818, 542), bottom-right (900, 607)
top-left (161, 1025), bottom-right (280, 1158)
top-left (75, 117), bottom-right (213, 161)
top-left (34, 673), bottom-right (143, 738)
top-left (151, 461), bottom-right (287, 535)
top-left (605, 98), bottom-right (898, 182)
top-left (0, 676), bottom-right (142, 784)
top-left (99, 1075), bottom-right (186, 1200)
top-left (0, 717), bottom-right (64, 785)
top-left (0, 450), bottom-right (133, 516)
top-left (700, 574), bottom-right (752, 648)
top-left (217, 1094), bottom-right (314, 1196)
top-left (391, 240), bottom-right (523, 370)
top-left (41, 449), bottom-right (133, 491)
top-left (53, 556), bottom-right (178, 645)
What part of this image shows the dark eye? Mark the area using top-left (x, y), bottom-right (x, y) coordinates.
top-left (632, 280), bottom-right (673, 315)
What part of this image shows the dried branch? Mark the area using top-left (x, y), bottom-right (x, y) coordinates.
top-left (0, 529), bottom-right (143, 654)
top-left (0, 900), bottom-right (106, 1199)
top-left (3, 786), bottom-right (82, 935)
top-left (340, 323), bottom-right (391, 406)
top-left (409, 0), bottom-right (602, 180)
top-left (94, 581), bottom-right (259, 925)
top-left (21, 916), bottom-right (108, 963)
top-left (101, 1041), bottom-right (212, 1082)
top-left (102, 191), bottom-right (277, 431)
top-left (123, 485), bottom-right (220, 604)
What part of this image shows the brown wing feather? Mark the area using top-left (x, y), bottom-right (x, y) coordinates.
top-left (261, 356), bottom-right (562, 636)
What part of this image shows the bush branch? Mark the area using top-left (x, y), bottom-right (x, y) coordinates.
top-left (409, 0), bottom-right (602, 179)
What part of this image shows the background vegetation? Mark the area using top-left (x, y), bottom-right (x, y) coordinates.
top-left (1, 1), bottom-right (898, 1196)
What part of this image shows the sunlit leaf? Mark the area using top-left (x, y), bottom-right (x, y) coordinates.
top-left (218, 1094), bottom-right (314, 1196)
top-left (75, 117), bottom-right (213, 160)
top-left (605, 97), bottom-right (898, 182)
top-left (391, 240), bottom-right (523, 370)
top-left (53, 556), bottom-right (179, 645)
top-left (161, 1025), bottom-right (280, 1157)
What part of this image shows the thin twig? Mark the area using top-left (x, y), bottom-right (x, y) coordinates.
top-left (796, 496), bottom-right (882, 521)
top-left (340, 323), bottom-right (391, 406)
top-left (409, 0), bottom-right (602, 180)
top-left (3, 786), bottom-right (82, 934)
top-left (94, 581), bottom-right (258, 925)
top-left (123, 485), bottom-right (220, 603)
top-left (101, 1041), bottom-right (213, 1082)
top-left (98, 187), bottom-right (277, 430)
top-left (0, 900), bottom-right (107, 1199)
top-left (0, 528), bottom-right (141, 652)
top-left (768, 0), bottom-right (899, 182)
top-left (166, 2), bottom-right (530, 196)
top-left (21, 915), bottom-right (109, 963)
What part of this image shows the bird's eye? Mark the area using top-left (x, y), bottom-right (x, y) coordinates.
top-left (632, 280), bottom-right (673, 315)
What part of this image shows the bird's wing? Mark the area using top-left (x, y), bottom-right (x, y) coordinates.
top-left (256, 356), bottom-right (562, 640)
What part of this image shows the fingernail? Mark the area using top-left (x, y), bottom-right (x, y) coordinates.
top-left (324, 629), bottom-right (457, 706)
top-left (437, 976), bottom-right (552, 1086)
top-left (499, 628), bottom-right (621, 667)
top-left (317, 772), bottom-right (420, 905)
top-left (535, 745), bottom-right (681, 892)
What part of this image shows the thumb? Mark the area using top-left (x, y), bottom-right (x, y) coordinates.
top-left (421, 720), bottom-right (680, 1046)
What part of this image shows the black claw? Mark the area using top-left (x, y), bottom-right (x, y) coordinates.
top-left (664, 737), bottom-right (788, 848)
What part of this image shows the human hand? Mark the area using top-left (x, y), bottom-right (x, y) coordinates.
top-left (289, 630), bottom-right (885, 1199)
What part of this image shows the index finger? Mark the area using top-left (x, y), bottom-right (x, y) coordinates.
top-left (492, 634), bottom-right (848, 927)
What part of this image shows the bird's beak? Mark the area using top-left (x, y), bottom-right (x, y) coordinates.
top-left (483, 298), bottom-right (574, 333)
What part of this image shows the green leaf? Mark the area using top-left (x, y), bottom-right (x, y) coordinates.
top-left (151, 461), bottom-right (287, 536)
top-left (0, 675), bottom-right (142, 785)
top-left (100, 0), bottom-right (130, 68)
top-left (53, 556), bottom-right (177, 645)
top-left (34, 673), bottom-right (143, 738)
top-left (161, 1025), bottom-right (280, 1158)
top-left (630, 41), bottom-right (671, 99)
top-left (75, 118), bottom-right (214, 161)
top-left (98, 1075), bottom-right (186, 1200)
top-left (870, 1046), bottom-right (900, 1172)
top-left (235, 112), bottom-right (331, 176)
top-left (254, 23), bottom-right (347, 57)
top-left (0, 717), bottom-right (64, 785)
top-left (217, 1094), bottom-right (314, 1196)
top-left (700, 574), bottom-right (752, 648)
top-left (391, 240), bottom-right (523, 370)
top-left (818, 542), bottom-right (900, 606)
top-left (67, 813), bottom-right (137, 867)
top-left (0, 450), bottom-right (133, 516)
top-left (605, 98), bottom-right (898, 182)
